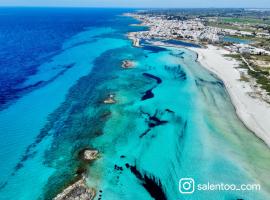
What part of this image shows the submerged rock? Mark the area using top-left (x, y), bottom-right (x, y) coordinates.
top-left (127, 164), bottom-right (167, 200)
top-left (103, 94), bottom-right (116, 104)
top-left (53, 178), bottom-right (95, 200)
top-left (121, 60), bottom-right (135, 69)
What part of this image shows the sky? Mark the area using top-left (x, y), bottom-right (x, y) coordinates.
top-left (0, 0), bottom-right (270, 8)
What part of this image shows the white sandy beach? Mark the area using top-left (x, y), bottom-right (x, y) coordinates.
top-left (190, 45), bottom-right (270, 147)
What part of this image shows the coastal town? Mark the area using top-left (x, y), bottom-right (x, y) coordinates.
top-left (126, 10), bottom-right (270, 104)
top-left (126, 9), bottom-right (270, 150)
top-left (126, 12), bottom-right (270, 55)
top-left (127, 14), bottom-right (221, 43)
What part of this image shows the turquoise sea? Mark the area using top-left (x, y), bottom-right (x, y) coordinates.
top-left (0, 8), bottom-right (270, 200)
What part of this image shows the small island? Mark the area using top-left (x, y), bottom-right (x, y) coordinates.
top-left (103, 94), bottom-right (116, 104)
top-left (78, 148), bottom-right (99, 162)
top-left (121, 60), bottom-right (135, 69)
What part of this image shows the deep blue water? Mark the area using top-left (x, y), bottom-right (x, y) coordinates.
top-left (0, 7), bottom-right (140, 110)
top-left (0, 7), bottom-right (140, 199)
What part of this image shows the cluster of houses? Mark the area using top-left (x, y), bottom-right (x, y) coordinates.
top-left (225, 44), bottom-right (270, 55)
top-left (127, 13), bottom-right (270, 56)
top-left (132, 14), bottom-right (221, 43)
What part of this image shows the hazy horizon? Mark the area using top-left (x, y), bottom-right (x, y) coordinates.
top-left (0, 6), bottom-right (270, 9)
top-left (0, 0), bottom-right (270, 9)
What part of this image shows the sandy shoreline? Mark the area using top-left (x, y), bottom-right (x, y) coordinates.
top-left (125, 14), bottom-right (270, 147)
top-left (189, 45), bottom-right (270, 147)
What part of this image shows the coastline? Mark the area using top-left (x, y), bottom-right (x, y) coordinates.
top-left (189, 45), bottom-right (270, 147)
top-left (127, 32), bottom-right (141, 47)
top-left (125, 12), bottom-right (270, 147)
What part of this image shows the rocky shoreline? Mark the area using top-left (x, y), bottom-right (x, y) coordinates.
top-left (53, 149), bottom-right (99, 200)
top-left (53, 177), bottom-right (95, 200)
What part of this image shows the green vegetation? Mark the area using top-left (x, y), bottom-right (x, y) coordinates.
top-left (225, 54), bottom-right (270, 95)
top-left (248, 69), bottom-right (270, 95)
top-left (239, 74), bottom-right (250, 82)
top-left (219, 17), bottom-right (270, 25)
top-left (255, 39), bottom-right (270, 51)
top-left (206, 16), bottom-right (270, 36)
top-left (205, 21), bottom-right (255, 32)
top-left (251, 55), bottom-right (270, 62)
top-left (224, 54), bottom-right (241, 59)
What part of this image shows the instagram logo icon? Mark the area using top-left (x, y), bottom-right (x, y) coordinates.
top-left (179, 178), bottom-right (195, 194)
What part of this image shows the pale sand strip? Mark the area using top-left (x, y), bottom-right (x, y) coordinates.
top-left (127, 32), bottom-right (141, 47)
top-left (189, 45), bottom-right (270, 147)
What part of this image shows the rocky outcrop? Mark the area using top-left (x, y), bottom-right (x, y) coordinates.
top-left (121, 60), bottom-right (135, 69)
top-left (78, 148), bottom-right (99, 163)
top-left (103, 94), bottom-right (116, 104)
top-left (53, 178), bottom-right (95, 200)
top-left (53, 149), bottom-right (99, 200)
top-left (82, 149), bottom-right (99, 161)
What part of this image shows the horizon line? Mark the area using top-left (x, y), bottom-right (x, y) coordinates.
top-left (0, 5), bottom-right (270, 9)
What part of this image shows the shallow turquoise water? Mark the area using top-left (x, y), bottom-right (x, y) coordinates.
top-left (0, 9), bottom-right (270, 200)
top-left (0, 16), bottom-right (134, 198)
top-left (83, 46), bottom-right (270, 200)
